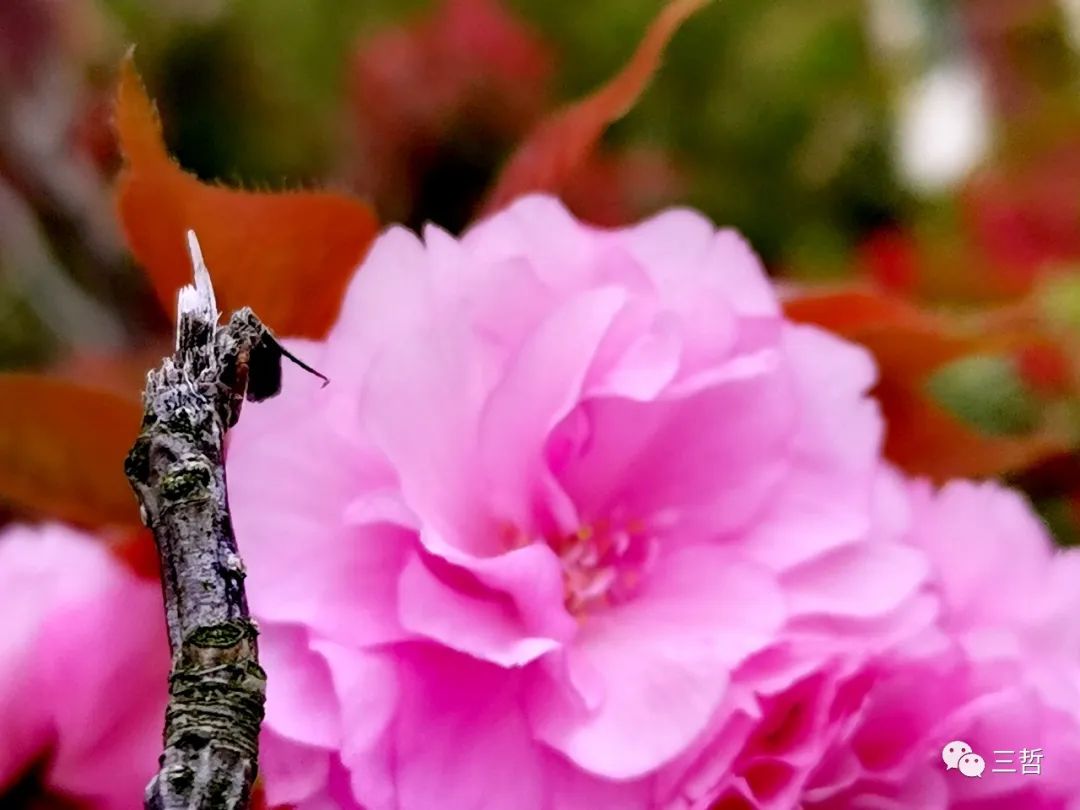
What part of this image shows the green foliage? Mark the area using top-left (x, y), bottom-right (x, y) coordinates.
top-left (100, 0), bottom-right (425, 184)
top-left (515, 0), bottom-right (907, 262)
top-left (100, 0), bottom-right (907, 265)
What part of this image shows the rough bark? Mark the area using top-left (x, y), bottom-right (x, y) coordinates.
top-left (125, 232), bottom-right (322, 810)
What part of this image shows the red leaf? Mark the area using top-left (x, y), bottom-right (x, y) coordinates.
top-left (107, 527), bottom-right (161, 581)
top-left (786, 289), bottom-right (1068, 481)
top-left (0, 373), bottom-right (142, 528)
top-left (114, 54), bottom-right (380, 338)
top-left (1015, 339), bottom-right (1074, 396)
top-left (481, 0), bottom-right (709, 215)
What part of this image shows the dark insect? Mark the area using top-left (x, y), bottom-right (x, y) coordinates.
top-left (246, 321), bottom-right (329, 402)
top-left (216, 308), bottom-right (329, 426)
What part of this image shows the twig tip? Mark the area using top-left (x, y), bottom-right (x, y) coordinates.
top-left (177, 230), bottom-right (220, 340)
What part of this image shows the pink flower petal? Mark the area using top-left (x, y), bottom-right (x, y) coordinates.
top-left (479, 286), bottom-right (628, 529)
top-left (260, 730), bottom-right (333, 808)
top-left (529, 548), bottom-right (785, 778)
top-left (361, 646), bottom-right (545, 810)
top-left (415, 528), bottom-right (577, 642)
top-left (229, 384), bottom-right (411, 646)
top-left (398, 553), bottom-right (562, 666)
top-left (311, 641), bottom-right (400, 809)
top-left (586, 311), bottom-right (683, 400)
top-left (462, 195), bottom-right (598, 294)
top-left (261, 623), bottom-right (342, 748)
top-left (784, 542), bottom-right (929, 619)
top-left (551, 359), bottom-right (793, 536)
top-left (17, 527), bottom-right (167, 809)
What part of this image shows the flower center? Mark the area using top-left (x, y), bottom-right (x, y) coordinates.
top-left (550, 520), bottom-right (657, 617)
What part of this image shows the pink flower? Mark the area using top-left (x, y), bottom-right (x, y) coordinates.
top-left (661, 467), bottom-right (935, 809)
top-left (802, 480), bottom-right (1080, 809)
top-left (227, 195), bottom-right (921, 808)
top-left (0, 523), bottom-right (167, 808)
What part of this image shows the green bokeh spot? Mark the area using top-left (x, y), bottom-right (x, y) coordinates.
top-left (926, 355), bottom-right (1040, 437)
top-left (1039, 274), bottom-right (1080, 332)
top-left (1036, 497), bottom-right (1080, 548)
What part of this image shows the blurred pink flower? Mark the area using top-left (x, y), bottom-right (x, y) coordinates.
top-left (227, 195), bottom-right (927, 808)
top-left (349, 0), bottom-right (682, 232)
top-left (801, 480), bottom-right (1080, 809)
top-left (0, 523), bottom-right (167, 809)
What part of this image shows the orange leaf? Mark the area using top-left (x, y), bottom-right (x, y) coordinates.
top-left (0, 373), bottom-right (142, 527)
top-left (785, 290), bottom-right (979, 378)
top-left (785, 289), bottom-right (1068, 481)
top-left (481, 0), bottom-right (709, 215)
top-left (54, 344), bottom-right (172, 399)
top-left (114, 54), bottom-right (380, 338)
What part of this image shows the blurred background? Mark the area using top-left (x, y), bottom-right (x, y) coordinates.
top-left (3, 0), bottom-right (1080, 543)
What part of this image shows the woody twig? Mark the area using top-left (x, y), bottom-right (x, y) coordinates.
top-left (125, 231), bottom-right (323, 810)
